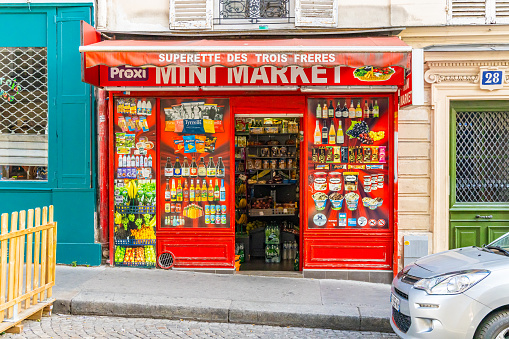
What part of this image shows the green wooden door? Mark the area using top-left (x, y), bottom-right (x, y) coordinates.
top-left (450, 101), bottom-right (509, 248)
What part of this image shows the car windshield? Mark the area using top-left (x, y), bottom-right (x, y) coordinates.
top-left (488, 232), bottom-right (509, 251)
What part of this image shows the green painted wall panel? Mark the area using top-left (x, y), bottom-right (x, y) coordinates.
top-left (52, 189), bottom-right (96, 244)
top-left (0, 191), bottom-right (53, 215)
top-left (0, 13), bottom-right (47, 47)
top-left (57, 243), bottom-right (101, 266)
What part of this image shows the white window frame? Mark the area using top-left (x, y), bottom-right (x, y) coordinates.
top-left (213, 0), bottom-right (295, 29)
top-left (447, 0), bottom-right (509, 24)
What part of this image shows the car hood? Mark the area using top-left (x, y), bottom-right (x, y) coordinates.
top-left (407, 247), bottom-right (508, 278)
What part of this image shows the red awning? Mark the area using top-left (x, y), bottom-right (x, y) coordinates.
top-left (80, 24), bottom-right (411, 70)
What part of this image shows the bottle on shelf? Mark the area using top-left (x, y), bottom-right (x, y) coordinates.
top-left (322, 101), bottom-right (328, 118)
top-left (190, 179), bottom-right (195, 202)
top-left (214, 179), bottom-right (220, 201)
top-left (190, 157), bottom-right (198, 177)
top-left (183, 180), bottom-right (189, 202)
top-left (146, 100), bottom-right (152, 115)
top-left (342, 100), bottom-right (349, 118)
top-left (328, 121), bottom-right (336, 145)
top-left (207, 179), bottom-right (214, 202)
top-left (207, 157), bottom-right (216, 177)
top-left (118, 155), bottom-right (123, 168)
top-left (130, 156), bottom-right (136, 167)
top-left (335, 100), bottom-right (341, 118)
top-left (220, 179), bottom-right (226, 202)
top-left (363, 100), bottom-right (370, 118)
top-left (336, 121), bottom-right (344, 144)
top-left (165, 179), bottom-right (171, 201)
top-left (321, 121), bottom-right (328, 145)
top-left (170, 179), bottom-right (177, 202)
top-left (143, 155), bottom-right (148, 167)
top-left (373, 100), bottom-right (379, 118)
top-left (369, 100), bottom-right (374, 118)
top-left (195, 180), bottom-right (201, 202)
top-left (316, 103), bottom-right (322, 119)
top-left (328, 100), bottom-right (334, 118)
top-left (135, 155), bottom-right (140, 167)
top-left (198, 157), bottom-right (206, 177)
top-left (201, 179), bottom-right (208, 201)
top-left (348, 101), bottom-right (356, 118)
top-left (174, 157), bottom-right (182, 177)
top-left (123, 155), bottom-right (128, 167)
top-left (216, 157), bottom-right (225, 177)
top-left (176, 179), bottom-right (183, 202)
top-left (147, 154), bottom-right (153, 168)
top-left (314, 121), bottom-right (321, 145)
top-left (182, 157), bottom-right (190, 177)
top-left (355, 101), bottom-right (362, 118)
top-left (164, 157), bottom-right (173, 177)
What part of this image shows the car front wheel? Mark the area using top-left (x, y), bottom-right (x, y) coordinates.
top-left (475, 310), bottom-right (509, 339)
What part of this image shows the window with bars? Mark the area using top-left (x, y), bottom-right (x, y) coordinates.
top-left (455, 111), bottom-right (509, 203)
top-left (0, 47), bottom-right (48, 181)
top-left (448, 0), bottom-right (509, 25)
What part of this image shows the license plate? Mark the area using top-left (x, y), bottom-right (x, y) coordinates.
top-left (391, 292), bottom-right (400, 312)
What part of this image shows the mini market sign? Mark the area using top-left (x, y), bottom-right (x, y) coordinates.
top-left (79, 21), bottom-right (411, 89)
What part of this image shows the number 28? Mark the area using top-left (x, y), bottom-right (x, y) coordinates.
top-left (484, 71), bottom-right (501, 84)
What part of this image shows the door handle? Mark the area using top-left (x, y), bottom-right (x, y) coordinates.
top-left (476, 215), bottom-right (493, 219)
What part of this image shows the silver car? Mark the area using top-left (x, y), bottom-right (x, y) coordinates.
top-left (391, 232), bottom-right (509, 339)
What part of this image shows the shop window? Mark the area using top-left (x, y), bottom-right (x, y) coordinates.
top-left (455, 111), bottom-right (509, 202)
top-left (0, 47), bottom-right (48, 181)
top-left (448, 0), bottom-right (509, 25)
top-left (214, 0), bottom-right (294, 26)
top-left (169, 0), bottom-right (339, 29)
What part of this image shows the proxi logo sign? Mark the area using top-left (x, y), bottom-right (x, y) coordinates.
top-left (109, 66), bottom-right (149, 81)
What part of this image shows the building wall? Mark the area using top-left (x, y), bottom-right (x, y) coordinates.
top-left (96, 0), bottom-right (447, 31)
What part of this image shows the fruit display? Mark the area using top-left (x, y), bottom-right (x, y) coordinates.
top-left (115, 246), bottom-right (126, 263)
top-left (235, 183), bottom-right (246, 195)
top-left (236, 213), bottom-right (247, 224)
top-left (130, 226), bottom-right (156, 240)
top-left (235, 198), bottom-right (247, 209)
top-left (250, 197), bottom-right (274, 209)
top-left (144, 246), bottom-right (156, 264)
top-left (246, 220), bottom-right (265, 234)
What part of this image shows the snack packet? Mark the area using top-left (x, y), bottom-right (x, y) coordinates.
top-left (195, 135), bottom-right (206, 153)
top-left (183, 135), bottom-right (197, 153)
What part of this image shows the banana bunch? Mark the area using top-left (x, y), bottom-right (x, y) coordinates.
top-left (127, 180), bottom-right (138, 200)
top-left (114, 212), bottom-right (122, 225)
top-left (149, 215), bottom-right (156, 228)
top-left (238, 198), bottom-right (247, 209)
top-left (235, 184), bottom-right (246, 195)
top-left (236, 214), bottom-right (247, 224)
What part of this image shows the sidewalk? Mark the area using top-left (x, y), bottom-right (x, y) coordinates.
top-left (52, 266), bottom-right (393, 333)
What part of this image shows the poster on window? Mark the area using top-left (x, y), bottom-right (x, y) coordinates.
top-left (160, 98), bottom-right (231, 229)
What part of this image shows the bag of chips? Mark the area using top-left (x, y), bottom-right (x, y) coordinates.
top-left (183, 135), bottom-right (197, 153)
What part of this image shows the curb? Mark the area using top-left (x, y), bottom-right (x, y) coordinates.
top-left (53, 295), bottom-right (392, 333)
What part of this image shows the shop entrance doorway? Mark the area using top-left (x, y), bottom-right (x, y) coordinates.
top-left (234, 114), bottom-right (302, 271)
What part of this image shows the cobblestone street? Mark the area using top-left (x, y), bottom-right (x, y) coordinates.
top-left (2, 314), bottom-right (398, 338)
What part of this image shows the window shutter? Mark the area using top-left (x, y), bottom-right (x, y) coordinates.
top-left (495, 0), bottom-right (509, 23)
top-left (449, 0), bottom-right (486, 24)
top-left (170, 0), bottom-right (212, 30)
top-left (295, 0), bottom-right (338, 27)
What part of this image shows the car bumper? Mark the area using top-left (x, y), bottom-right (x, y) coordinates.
top-left (391, 278), bottom-right (491, 339)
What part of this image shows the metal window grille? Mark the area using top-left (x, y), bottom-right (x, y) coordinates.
top-left (0, 47), bottom-right (48, 134)
top-left (216, 0), bottom-right (292, 24)
top-left (455, 111), bottom-right (509, 202)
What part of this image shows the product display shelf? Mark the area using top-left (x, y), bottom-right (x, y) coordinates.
top-left (251, 183), bottom-right (297, 186)
top-left (247, 145), bottom-right (297, 148)
top-left (114, 239), bottom-right (156, 246)
top-left (249, 208), bottom-right (296, 217)
top-left (115, 262), bottom-right (156, 268)
top-left (116, 205), bottom-right (156, 214)
top-left (246, 156), bottom-right (297, 159)
top-left (234, 136), bottom-right (248, 233)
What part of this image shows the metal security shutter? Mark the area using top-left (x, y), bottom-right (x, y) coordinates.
top-left (170, 0), bottom-right (213, 29)
top-left (449, 0), bottom-right (486, 24)
top-left (295, 0), bottom-right (338, 27)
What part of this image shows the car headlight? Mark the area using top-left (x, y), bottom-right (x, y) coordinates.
top-left (414, 270), bottom-right (490, 295)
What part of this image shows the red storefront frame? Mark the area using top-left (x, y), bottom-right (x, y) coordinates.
top-left (107, 91), bottom-right (399, 272)
top-left (82, 23), bottom-right (408, 274)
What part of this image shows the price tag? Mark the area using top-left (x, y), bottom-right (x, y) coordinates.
top-left (480, 68), bottom-right (505, 90)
